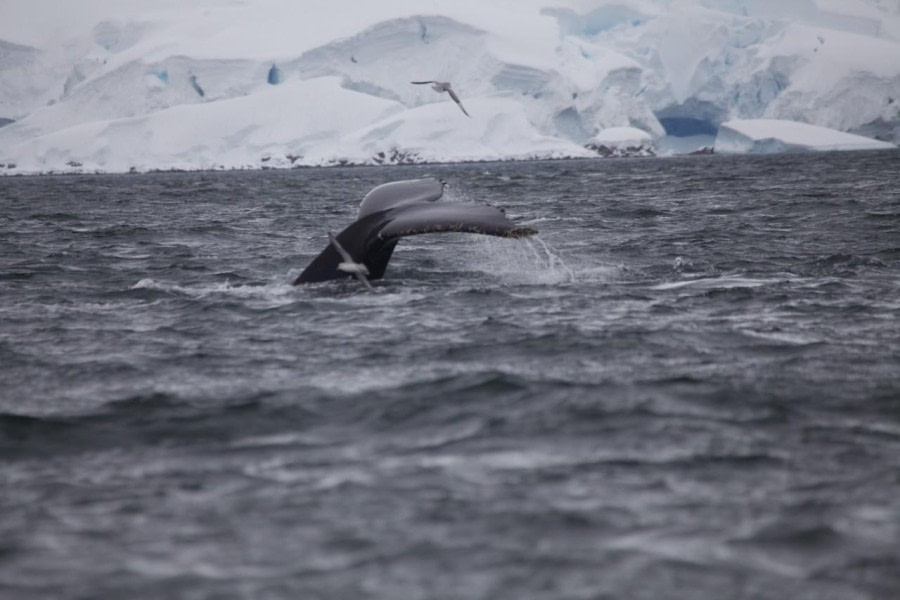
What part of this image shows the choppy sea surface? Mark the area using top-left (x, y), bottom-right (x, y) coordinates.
top-left (1, 151), bottom-right (899, 599)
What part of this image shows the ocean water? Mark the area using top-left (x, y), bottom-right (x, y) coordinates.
top-left (1, 151), bottom-right (899, 599)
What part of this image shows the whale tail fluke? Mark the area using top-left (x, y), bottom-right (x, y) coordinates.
top-left (293, 179), bottom-right (536, 287)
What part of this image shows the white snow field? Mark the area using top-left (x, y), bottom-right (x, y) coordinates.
top-left (1, 0), bottom-right (898, 173)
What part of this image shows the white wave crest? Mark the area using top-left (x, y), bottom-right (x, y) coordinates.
top-left (132, 278), bottom-right (297, 305)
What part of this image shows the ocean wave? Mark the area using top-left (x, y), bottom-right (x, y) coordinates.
top-left (131, 278), bottom-right (297, 305)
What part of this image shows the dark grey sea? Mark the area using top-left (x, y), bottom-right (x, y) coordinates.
top-left (1, 151), bottom-right (899, 599)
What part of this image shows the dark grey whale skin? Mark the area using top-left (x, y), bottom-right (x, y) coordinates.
top-left (293, 178), bottom-right (537, 284)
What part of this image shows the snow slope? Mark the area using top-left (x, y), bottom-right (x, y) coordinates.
top-left (1, 0), bottom-right (898, 173)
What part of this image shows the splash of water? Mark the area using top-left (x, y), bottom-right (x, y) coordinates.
top-left (528, 236), bottom-right (576, 282)
top-left (459, 235), bottom-right (577, 285)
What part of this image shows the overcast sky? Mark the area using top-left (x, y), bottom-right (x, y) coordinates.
top-left (1, 0), bottom-right (237, 46)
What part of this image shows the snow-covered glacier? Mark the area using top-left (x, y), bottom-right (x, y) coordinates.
top-left (1, 0), bottom-right (898, 174)
top-left (716, 119), bottom-right (896, 154)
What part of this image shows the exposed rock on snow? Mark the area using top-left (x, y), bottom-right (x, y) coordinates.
top-left (585, 126), bottom-right (656, 157)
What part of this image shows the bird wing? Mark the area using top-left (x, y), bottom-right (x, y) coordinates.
top-left (446, 88), bottom-right (470, 117)
top-left (327, 231), bottom-right (354, 263)
top-left (410, 81), bottom-right (435, 84)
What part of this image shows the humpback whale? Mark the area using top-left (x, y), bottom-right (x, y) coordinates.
top-left (294, 178), bottom-right (536, 285)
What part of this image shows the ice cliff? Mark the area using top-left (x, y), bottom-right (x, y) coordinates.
top-left (0, 0), bottom-right (898, 174)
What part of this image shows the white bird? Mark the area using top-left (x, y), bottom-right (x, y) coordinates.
top-left (328, 231), bottom-right (376, 293)
top-left (411, 81), bottom-right (470, 117)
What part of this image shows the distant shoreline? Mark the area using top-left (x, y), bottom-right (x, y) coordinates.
top-left (6, 145), bottom-right (900, 178)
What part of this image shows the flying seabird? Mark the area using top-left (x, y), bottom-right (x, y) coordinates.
top-left (327, 231), bottom-right (375, 292)
top-left (411, 81), bottom-right (470, 117)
